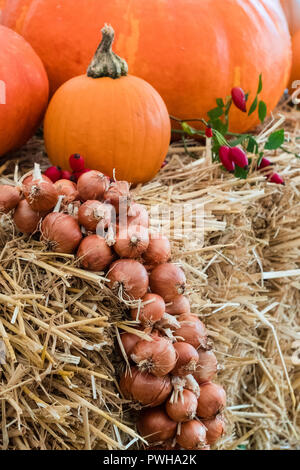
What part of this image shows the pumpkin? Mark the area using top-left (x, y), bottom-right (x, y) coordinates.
top-left (0, 25), bottom-right (49, 157)
top-left (43, 25), bottom-right (171, 185)
top-left (289, 30), bottom-right (300, 95)
top-left (1, 0), bottom-right (291, 134)
top-left (280, 0), bottom-right (300, 35)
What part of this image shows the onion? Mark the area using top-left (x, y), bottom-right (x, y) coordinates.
top-left (137, 407), bottom-right (177, 443)
top-left (196, 382), bottom-right (226, 419)
top-left (184, 374), bottom-right (200, 398)
top-left (66, 200), bottom-right (81, 222)
top-left (107, 259), bottom-right (149, 300)
top-left (77, 235), bottom-right (114, 271)
top-left (77, 170), bottom-right (109, 201)
top-left (176, 420), bottom-right (207, 450)
top-left (120, 366), bottom-right (172, 406)
top-left (166, 389), bottom-right (198, 423)
top-left (202, 415), bottom-right (225, 445)
top-left (114, 224), bottom-right (149, 259)
top-left (13, 199), bottom-right (43, 234)
top-left (41, 213), bottom-right (82, 253)
top-left (78, 200), bottom-right (113, 232)
top-left (176, 315), bottom-right (208, 350)
top-left (172, 342), bottom-right (199, 377)
top-left (127, 203), bottom-right (149, 227)
top-left (120, 332), bottom-right (141, 357)
top-left (149, 263), bottom-right (186, 302)
top-left (103, 181), bottom-right (130, 214)
top-left (54, 179), bottom-right (79, 203)
top-left (143, 233), bottom-right (171, 266)
top-left (131, 335), bottom-right (177, 376)
top-left (23, 164), bottom-right (58, 212)
top-left (166, 295), bottom-right (190, 316)
top-left (0, 185), bottom-right (22, 213)
top-left (193, 350), bottom-right (218, 384)
top-left (22, 173), bottom-right (52, 186)
top-left (130, 293), bottom-right (165, 327)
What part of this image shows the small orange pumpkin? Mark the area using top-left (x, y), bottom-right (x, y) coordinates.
top-left (290, 30), bottom-right (300, 95)
top-left (44, 25), bottom-right (171, 185)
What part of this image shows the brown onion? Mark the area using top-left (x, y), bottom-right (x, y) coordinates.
top-left (176, 420), bottom-right (207, 450)
top-left (196, 382), bottom-right (226, 419)
top-left (137, 407), bottom-right (177, 443)
top-left (78, 200), bottom-right (113, 232)
top-left (120, 332), bottom-right (141, 357)
top-left (202, 415), bottom-right (225, 445)
top-left (149, 263), bottom-right (186, 302)
top-left (114, 224), bottom-right (149, 258)
top-left (131, 293), bottom-right (165, 327)
top-left (143, 233), bottom-right (171, 266)
top-left (166, 295), bottom-right (190, 316)
top-left (54, 179), bottom-right (79, 203)
top-left (22, 173), bottom-right (52, 186)
top-left (127, 203), bottom-right (149, 227)
top-left (194, 350), bottom-right (218, 384)
top-left (13, 199), bottom-right (43, 233)
top-left (23, 164), bottom-right (58, 212)
top-left (77, 235), bottom-right (114, 271)
top-left (166, 389), bottom-right (198, 423)
top-left (172, 342), bottom-right (199, 377)
top-left (104, 181), bottom-right (130, 214)
top-left (176, 315), bottom-right (208, 350)
top-left (77, 170), bottom-right (109, 201)
top-left (107, 259), bottom-right (149, 300)
top-left (66, 200), bottom-right (81, 222)
top-left (131, 335), bottom-right (177, 376)
top-left (120, 366), bottom-right (172, 406)
top-left (0, 185), bottom-right (22, 213)
top-left (184, 374), bottom-right (200, 398)
top-left (41, 213), bottom-right (82, 253)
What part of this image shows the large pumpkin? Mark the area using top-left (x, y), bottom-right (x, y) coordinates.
top-left (43, 25), bottom-right (171, 185)
top-left (280, 0), bottom-right (300, 34)
top-left (289, 30), bottom-right (300, 95)
top-left (0, 25), bottom-right (48, 157)
top-left (1, 0), bottom-right (291, 133)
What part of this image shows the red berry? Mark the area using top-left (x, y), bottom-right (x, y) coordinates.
top-left (69, 153), bottom-right (85, 171)
top-left (231, 87), bottom-right (247, 113)
top-left (44, 166), bottom-right (62, 183)
top-left (267, 173), bottom-right (284, 185)
top-left (229, 147), bottom-right (248, 169)
top-left (219, 146), bottom-right (235, 172)
top-left (60, 170), bottom-right (72, 180)
top-left (258, 157), bottom-right (272, 170)
top-left (161, 160), bottom-right (168, 168)
top-left (205, 126), bottom-right (213, 138)
top-left (72, 168), bottom-right (91, 182)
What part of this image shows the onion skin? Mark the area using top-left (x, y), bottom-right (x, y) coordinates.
top-left (77, 170), bottom-right (109, 201)
top-left (13, 199), bottom-right (43, 234)
top-left (120, 332), bottom-right (141, 357)
top-left (114, 224), bottom-right (149, 258)
top-left (196, 382), bottom-right (226, 419)
top-left (131, 293), bottom-right (165, 327)
top-left (127, 203), bottom-right (149, 227)
top-left (131, 335), bottom-right (177, 377)
top-left (193, 350), bottom-right (218, 384)
top-left (77, 235), bottom-right (114, 271)
top-left (78, 200), bottom-right (112, 232)
top-left (24, 180), bottom-right (58, 212)
top-left (41, 213), bottom-right (82, 253)
top-left (22, 174), bottom-right (52, 186)
top-left (54, 179), bottom-right (79, 203)
top-left (137, 407), bottom-right (177, 443)
top-left (172, 342), bottom-right (199, 377)
top-left (143, 234), bottom-right (171, 266)
top-left (107, 259), bottom-right (149, 299)
top-left (202, 415), bottom-right (225, 446)
top-left (0, 185), bottom-right (22, 213)
top-left (166, 295), bottom-right (190, 316)
top-left (149, 263), bottom-right (186, 302)
top-left (166, 389), bottom-right (198, 423)
top-left (104, 181), bottom-right (130, 214)
top-left (176, 315), bottom-right (208, 350)
top-left (120, 366), bottom-right (172, 406)
top-left (176, 420), bottom-right (207, 450)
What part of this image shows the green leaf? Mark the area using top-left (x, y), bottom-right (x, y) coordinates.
top-left (257, 152), bottom-right (264, 167)
top-left (210, 118), bottom-right (228, 135)
top-left (247, 136), bottom-right (259, 154)
top-left (234, 165), bottom-right (249, 179)
top-left (245, 93), bottom-right (249, 102)
top-left (258, 100), bottom-right (267, 123)
top-left (208, 107), bottom-right (224, 120)
top-left (216, 98), bottom-right (225, 108)
top-left (248, 96), bottom-right (258, 116)
top-left (213, 129), bottom-right (229, 147)
top-left (181, 122), bottom-right (197, 135)
top-left (257, 73), bottom-right (263, 95)
top-left (264, 129), bottom-right (285, 150)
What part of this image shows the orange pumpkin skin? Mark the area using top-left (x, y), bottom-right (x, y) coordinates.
top-left (289, 30), bottom-right (300, 94)
top-left (44, 74), bottom-right (171, 185)
top-left (280, 0), bottom-right (300, 35)
top-left (2, 0), bottom-right (291, 133)
top-left (0, 25), bottom-right (48, 156)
